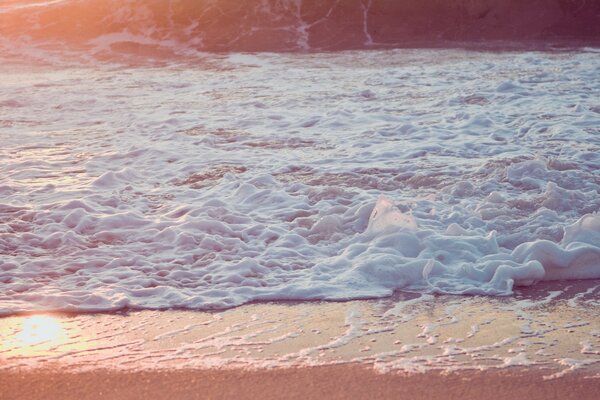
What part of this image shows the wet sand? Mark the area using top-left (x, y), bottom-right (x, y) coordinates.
top-left (1, 281), bottom-right (599, 399)
top-left (2, 365), bottom-right (600, 400)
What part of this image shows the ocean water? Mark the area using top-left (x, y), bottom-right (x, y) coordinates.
top-left (2, 0), bottom-right (600, 53)
top-left (1, 0), bottom-right (600, 316)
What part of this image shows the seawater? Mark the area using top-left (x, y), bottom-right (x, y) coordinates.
top-left (1, 48), bottom-right (600, 315)
top-left (2, 0), bottom-right (599, 52)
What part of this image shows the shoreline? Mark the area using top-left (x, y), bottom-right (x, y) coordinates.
top-left (2, 282), bottom-right (599, 387)
top-left (1, 283), bottom-right (599, 399)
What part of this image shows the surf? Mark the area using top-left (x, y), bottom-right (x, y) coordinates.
top-left (1, 0), bottom-right (599, 56)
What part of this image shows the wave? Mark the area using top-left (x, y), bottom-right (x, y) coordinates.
top-left (1, 0), bottom-right (600, 53)
top-left (1, 47), bottom-right (600, 314)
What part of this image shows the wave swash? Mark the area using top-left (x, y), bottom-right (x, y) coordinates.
top-left (1, 2), bottom-right (600, 315)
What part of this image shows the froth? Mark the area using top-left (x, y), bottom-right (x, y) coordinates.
top-left (1, 49), bottom-right (600, 315)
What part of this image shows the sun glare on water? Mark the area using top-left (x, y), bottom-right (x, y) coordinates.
top-left (17, 315), bottom-right (64, 346)
top-left (0, 314), bottom-right (89, 358)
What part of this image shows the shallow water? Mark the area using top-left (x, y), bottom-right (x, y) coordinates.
top-left (1, 48), bottom-right (600, 314)
top-left (1, 283), bottom-right (599, 375)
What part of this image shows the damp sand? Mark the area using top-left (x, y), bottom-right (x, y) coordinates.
top-left (2, 281), bottom-right (599, 399)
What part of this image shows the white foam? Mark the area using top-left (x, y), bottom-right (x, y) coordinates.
top-left (1, 49), bottom-right (600, 314)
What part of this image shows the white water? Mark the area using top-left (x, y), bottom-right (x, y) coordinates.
top-left (1, 49), bottom-right (600, 314)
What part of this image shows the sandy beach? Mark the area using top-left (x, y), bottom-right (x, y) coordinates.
top-left (3, 365), bottom-right (600, 400)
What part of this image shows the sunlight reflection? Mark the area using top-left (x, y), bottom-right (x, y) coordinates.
top-left (0, 1), bottom-right (69, 13)
top-left (17, 315), bottom-right (63, 346)
top-left (0, 314), bottom-right (89, 358)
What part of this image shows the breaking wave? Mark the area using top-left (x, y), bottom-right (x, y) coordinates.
top-left (1, 0), bottom-right (599, 54)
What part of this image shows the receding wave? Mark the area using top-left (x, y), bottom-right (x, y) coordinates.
top-left (1, 0), bottom-right (599, 54)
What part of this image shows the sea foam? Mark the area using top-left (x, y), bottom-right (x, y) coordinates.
top-left (1, 49), bottom-right (599, 315)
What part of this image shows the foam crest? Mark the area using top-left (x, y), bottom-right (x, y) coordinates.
top-left (367, 196), bottom-right (417, 234)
